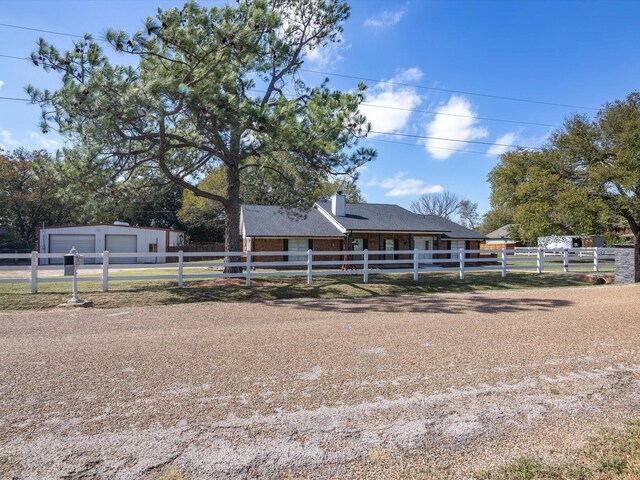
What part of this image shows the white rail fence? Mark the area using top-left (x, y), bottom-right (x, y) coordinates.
top-left (0, 247), bottom-right (615, 294)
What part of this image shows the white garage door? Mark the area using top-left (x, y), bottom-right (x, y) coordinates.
top-left (106, 234), bottom-right (137, 264)
top-left (49, 234), bottom-right (96, 264)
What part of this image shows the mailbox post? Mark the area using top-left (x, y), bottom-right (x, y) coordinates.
top-left (64, 247), bottom-right (85, 305)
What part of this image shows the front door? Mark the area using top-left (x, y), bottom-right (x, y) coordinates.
top-left (414, 236), bottom-right (433, 260)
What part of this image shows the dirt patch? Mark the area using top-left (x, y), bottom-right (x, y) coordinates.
top-left (1, 285), bottom-right (639, 479)
top-left (568, 273), bottom-right (615, 284)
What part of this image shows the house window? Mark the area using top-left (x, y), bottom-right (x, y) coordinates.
top-left (385, 238), bottom-right (399, 260)
top-left (449, 239), bottom-right (465, 258)
top-left (450, 240), bottom-right (465, 250)
top-left (353, 239), bottom-right (364, 251)
top-left (287, 238), bottom-right (309, 262)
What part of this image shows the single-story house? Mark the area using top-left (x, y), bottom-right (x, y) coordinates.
top-left (481, 224), bottom-right (524, 250)
top-left (38, 222), bottom-right (185, 264)
top-left (241, 192), bottom-right (486, 262)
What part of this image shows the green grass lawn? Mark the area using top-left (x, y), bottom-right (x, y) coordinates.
top-left (474, 421), bottom-right (640, 480)
top-left (0, 271), bottom-right (608, 311)
top-left (505, 258), bottom-right (615, 273)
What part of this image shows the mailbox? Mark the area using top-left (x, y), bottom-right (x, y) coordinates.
top-left (63, 248), bottom-right (84, 276)
top-left (64, 254), bottom-right (75, 276)
top-left (63, 246), bottom-right (88, 305)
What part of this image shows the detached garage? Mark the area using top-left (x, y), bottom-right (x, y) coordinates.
top-left (48, 234), bottom-right (97, 264)
top-left (39, 223), bottom-right (185, 265)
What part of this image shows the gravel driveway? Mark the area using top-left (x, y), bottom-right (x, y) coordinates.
top-left (1, 284), bottom-right (639, 479)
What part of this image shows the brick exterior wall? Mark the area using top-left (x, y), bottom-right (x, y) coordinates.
top-left (246, 235), bottom-right (484, 267)
top-left (251, 238), bottom-right (286, 263)
top-left (311, 238), bottom-right (343, 263)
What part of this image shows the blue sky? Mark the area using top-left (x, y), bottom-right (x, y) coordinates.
top-left (1, 0), bottom-right (639, 217)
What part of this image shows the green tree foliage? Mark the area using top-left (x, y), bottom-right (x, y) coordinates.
top-left (487, 92), bottom-right (640, 245)
top-left (177, 165), bottom-right (364, 234)
top-left (488, 148), bottom-right (610, 244)
top-left (82, 181), bottom-right (186, 229)
top-left (552, 92), bottom-right (640, 243)
top-left (478, 206), bottom-right (514, 235)
top-left (28, 0), bottom-right (376, 261)
top-left (314, 176), bottom-right (365, 203)
top-left (0, 149), bottom-right (83, 249)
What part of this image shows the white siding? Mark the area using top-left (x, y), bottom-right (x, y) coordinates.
top-left (39, 225), bottom-right (184, 264)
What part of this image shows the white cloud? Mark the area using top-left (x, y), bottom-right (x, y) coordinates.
top-left (486, 130), bottom-right (550, 156)
top-left (0, 129), bottom-right (64, 152)
top-left (367, 172), bottom-right (444, 197)
top-left (0, 80), bottom-right (4, 90)
top-left (360, 68), bottom-right (423, 135)
top-left (423, 95), bottom-right (488, 160)
top-left (304, 33), bottom-right (347, 69)
top-left (27, 132), bottom-right (63, 150)
top-left (364, 5), bottom-right (408, 29)
top-left (0, 129), bottom-right (20, 150)
top-left (487, 132), bottom-right (517, 156)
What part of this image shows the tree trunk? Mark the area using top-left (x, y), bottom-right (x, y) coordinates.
top-left (223, 163), bottom-right (243, 274)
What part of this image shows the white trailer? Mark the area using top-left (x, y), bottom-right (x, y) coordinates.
top-left (538, 235), bottom-right (604, 250)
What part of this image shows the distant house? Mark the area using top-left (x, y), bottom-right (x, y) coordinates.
top-left (481, 224), bottom-right (524, 250)
top-left (241, 192), bottom-right (485, 262)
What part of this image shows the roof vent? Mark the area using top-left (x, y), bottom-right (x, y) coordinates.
top-left (113, 221), bottom-right (130, 227)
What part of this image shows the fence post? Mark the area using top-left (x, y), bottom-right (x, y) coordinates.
top-left (459, 248), bottom-right (465, 279)
top-left (413, 248), bottom-right (419, 281)
top-left (102, 251), bottom-right (109, 292)
top-left (178, 250), bottom-right (184, 288)
top-left (536, 247), bottom-right (544, 274)
top-left (245, 250), bottom-right (251, 287)
top-left (30, 251), bottom-right (38, 294)
top-left (307, 249), bottom-right (313, 285)
top-left (501, 248), bottom-right (507, 277)
top-left (563, 248), bottom-right (569, 273)
top-left (593, 247), bottom-right (599, 272)
top-left (363, 249), bottom-right (369, 283)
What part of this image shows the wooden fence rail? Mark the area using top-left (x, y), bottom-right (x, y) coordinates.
top-left (0, 248), bottom-right (614, 293)
top-left (0, 247), bottom-right (615, 294)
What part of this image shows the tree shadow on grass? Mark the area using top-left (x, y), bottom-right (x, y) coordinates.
top-left (0, 272), bottom-right (595, 311)
top-left (156, 272), bottom-right (585, 309)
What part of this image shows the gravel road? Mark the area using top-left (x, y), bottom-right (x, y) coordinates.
top-left (1, 284), bottom-right (639, 479)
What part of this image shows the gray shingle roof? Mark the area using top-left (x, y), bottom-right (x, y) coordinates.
top-left (315, 202), bottom-right (451, 233)
top-left (316, 202), bottom-right (488, 238)
top-left (486, 224), bottom-right (516, 239)
top-left (242, 202), bottom-right (486, 239)
top-left (241, 205), bottom-right (343, 237)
